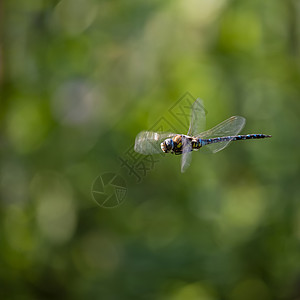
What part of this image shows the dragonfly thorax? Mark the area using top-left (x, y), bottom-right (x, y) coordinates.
top-left (161, 135), bottom-right (202, 155)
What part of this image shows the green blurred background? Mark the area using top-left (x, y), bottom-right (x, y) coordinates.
top-left (1, 0), bottom-right (300, 299)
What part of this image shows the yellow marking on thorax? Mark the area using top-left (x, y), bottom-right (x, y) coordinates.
top-left (173, 135), bottom-right (183, 148)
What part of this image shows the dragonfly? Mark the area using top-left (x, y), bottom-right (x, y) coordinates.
top-left (134, 99), bottom-right (272, 172)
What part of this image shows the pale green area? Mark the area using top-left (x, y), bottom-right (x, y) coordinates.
top-left (1, 0), bottom-right (300, 299)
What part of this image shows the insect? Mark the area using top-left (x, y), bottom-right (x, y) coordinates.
top-left (134, 99), bottom-right (272, 172)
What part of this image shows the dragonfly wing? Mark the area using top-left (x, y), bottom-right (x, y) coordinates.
top-left (187, 98), bottom-right (206, 137)
top-left (181, 136), bottom-right (193, 173)
top-left (134, 131), bottom-right (176, 155)
top-left (198, 116), bottom-right (246, 153)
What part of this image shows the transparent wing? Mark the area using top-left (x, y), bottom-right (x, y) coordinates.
top-left (198, 116), bottom-right (246, 153)
top-left (187, 98), bottom-right (206, 137)
top-left (134, 131), bottom-right (176, 155)
top-left (181, 136), bottom-right (193, 173)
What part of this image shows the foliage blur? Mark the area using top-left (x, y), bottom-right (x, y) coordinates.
top-left (1, 0), bottom-right (300, 299)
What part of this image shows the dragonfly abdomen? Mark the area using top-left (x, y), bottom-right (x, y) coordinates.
top-left (201, 134), bottom-right (272, 147)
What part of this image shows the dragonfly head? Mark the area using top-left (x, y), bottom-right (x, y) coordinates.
top-left (161, 138), bottom-right (174, 153)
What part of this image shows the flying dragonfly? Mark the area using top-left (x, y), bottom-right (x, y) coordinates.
top-left (134, 99), bottom-right (272, 173)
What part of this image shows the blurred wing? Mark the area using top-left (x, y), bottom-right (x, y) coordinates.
top-left (187, 98), bottom-right (206, 137)
top-left (181, 136), bottom-right (193, 173)
top-left (134, 131), bottom-right (176, 155)
top-left (198, 116), bottom-right (246, 153)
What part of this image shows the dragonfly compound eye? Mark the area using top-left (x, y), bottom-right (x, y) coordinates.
top-left (161, 138), bottom-right (174, 153)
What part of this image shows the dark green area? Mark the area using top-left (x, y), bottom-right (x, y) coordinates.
top-left (1, 0), bottom-right (300, 299)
